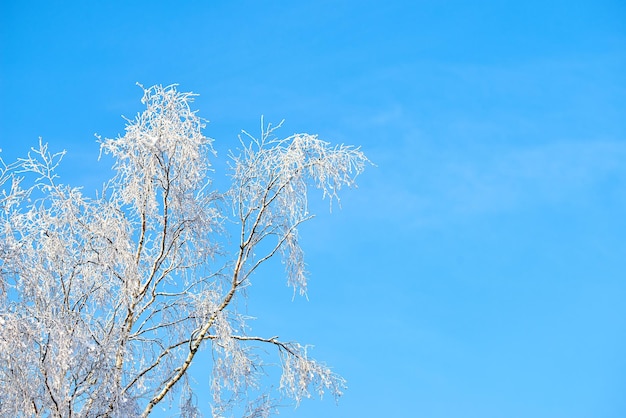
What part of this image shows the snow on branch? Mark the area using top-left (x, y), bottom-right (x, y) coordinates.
top-left (229, 118), bottom-right (370, 294)
top-left (0, 85), bottom-right (368, 418)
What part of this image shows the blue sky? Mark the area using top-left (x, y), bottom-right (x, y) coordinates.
top-left (1, 1), bottom-right (625, 417)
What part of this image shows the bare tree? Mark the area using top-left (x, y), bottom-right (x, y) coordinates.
top-left (0, 85), bottom-right (368, 417)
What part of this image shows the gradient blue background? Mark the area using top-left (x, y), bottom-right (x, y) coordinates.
top-left (1, 1), bottom-right (625, 417)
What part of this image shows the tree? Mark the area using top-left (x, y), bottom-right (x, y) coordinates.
top-left (0, 85), bottom-right (369, 417)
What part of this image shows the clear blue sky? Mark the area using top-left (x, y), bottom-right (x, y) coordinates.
top-left (1, 1), bottom-right (625, 417)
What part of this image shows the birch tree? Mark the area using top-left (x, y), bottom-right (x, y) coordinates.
top-left (0, 85), bottom-right (368, 417)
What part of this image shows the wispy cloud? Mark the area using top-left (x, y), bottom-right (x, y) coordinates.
top-left (355, 138), bottom-right (626, 230)
top-left (436, 139), bottom-right (626, 214)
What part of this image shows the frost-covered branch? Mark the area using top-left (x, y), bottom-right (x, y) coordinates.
top-left (0, 85), bottom-right (368, 417)
top-left (231, 334), bottom-right (346, 404)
